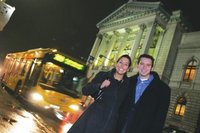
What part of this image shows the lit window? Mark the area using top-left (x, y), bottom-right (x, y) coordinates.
top-left (175, 97), bottom-right (186, 116)
top-left (183, 59), bottom-right (197, 82)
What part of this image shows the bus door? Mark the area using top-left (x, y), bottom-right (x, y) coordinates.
top-left (21, 58), bottom-right (42, 96)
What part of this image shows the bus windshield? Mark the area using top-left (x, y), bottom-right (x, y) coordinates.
top-left (39, 62), bottom-right (87, 98)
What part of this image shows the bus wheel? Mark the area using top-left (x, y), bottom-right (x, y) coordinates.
top-left (15, 81), bottom-right (22, 97)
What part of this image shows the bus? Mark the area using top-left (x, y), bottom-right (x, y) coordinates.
top-left (0, 48), bottom-right (88, 129)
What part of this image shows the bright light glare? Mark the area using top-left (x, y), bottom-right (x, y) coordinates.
top-left (44, 106), bottom-right (50, 109)
top-left (69, 104), bottom-right (79, 111)
top-left (49, 104), bottom-right (60, 109)
top-left (60, 69), bottom-right (64, 73)
top-left (61, 123), bottom-right (73, 133)
top-left (52, 49), bottom-right (57, 52)
top-left (54, 110), bottom-right (65, 120)
top-left (73, 77), bottom-right (78, 81)
top-left (7, 111), bottom-right (37, 133)
top-left (31, 93), bottom-right (43, 101)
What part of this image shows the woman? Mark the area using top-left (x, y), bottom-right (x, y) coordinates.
top-left (68, 54), bottom-right (132, 133)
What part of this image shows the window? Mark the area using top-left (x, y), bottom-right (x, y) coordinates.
top-left (183, 59), bottom-right (197, 82)
top-left (175, 97), bottom-right (186, 116)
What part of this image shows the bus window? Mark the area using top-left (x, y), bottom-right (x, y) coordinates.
top-left (39, 62), bottom-right (85, 98)
top-left (40, 62), bottom-right (62, 86)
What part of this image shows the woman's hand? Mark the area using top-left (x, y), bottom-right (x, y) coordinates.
top-left (100, 79), bottom-right (110, 89)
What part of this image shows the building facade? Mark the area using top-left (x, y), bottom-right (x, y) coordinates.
top-left (86, 1), bottom-right (200, 133)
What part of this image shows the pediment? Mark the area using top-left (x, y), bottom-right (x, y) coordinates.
top-left (97, 1), bottom-right (166, 28)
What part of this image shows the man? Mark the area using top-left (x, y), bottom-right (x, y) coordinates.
top-left (119, 54), bottom-right (171, 133)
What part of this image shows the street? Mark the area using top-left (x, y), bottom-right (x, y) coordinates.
top-left (0, 85), bottom-right (60, 133)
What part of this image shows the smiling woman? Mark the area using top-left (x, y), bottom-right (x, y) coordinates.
top-left (67, 54), bottom-right (132, 133)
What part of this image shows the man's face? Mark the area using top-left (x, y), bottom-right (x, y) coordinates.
top-left (137, 57), bottom-right (153, 79)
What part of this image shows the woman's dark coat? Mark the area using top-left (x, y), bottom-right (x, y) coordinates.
top-left (68, 68), bottom-right (130, 133)
top-left (117, 72), bottom-right (171, 133)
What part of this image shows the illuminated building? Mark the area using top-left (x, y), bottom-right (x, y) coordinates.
top-left (0, 1), bottom-right (15, 31)
top-left (87, 1), bottom-right (200, 133)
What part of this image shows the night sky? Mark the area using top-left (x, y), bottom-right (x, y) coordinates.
top-left (0, 0), bottom-right (199, 63)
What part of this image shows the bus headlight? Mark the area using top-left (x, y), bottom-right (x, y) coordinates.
top-left (69, 104), bottom-right (79, 111)
top-left (31, 93), bottom-right (43, 101)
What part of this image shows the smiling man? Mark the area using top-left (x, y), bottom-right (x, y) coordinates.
top-left (118, 54), bottom-right (171, 133)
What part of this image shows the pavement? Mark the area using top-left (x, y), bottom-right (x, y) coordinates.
top-left (0, 85), bottom-right (57, 133)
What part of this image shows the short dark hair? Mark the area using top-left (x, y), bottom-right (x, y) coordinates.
top-left (137, 54), bottom-right (154, 67)
top-left (117, 54), bottom-right (132, 67)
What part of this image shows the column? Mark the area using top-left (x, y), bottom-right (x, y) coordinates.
top-left (103, 31), bottom-right (118, 66)
top-left (93, 33), bottom-right (109, 68)
top-left (140, 21), bottom-right (156, 54)
top-left (87, 33), bottom-right (102, 65)
top-left (130, 24), bottom-right (146, 59)
top-left (89, 33), bottom-right (102, 57)
top-left (153, 30), bottom-right (165, 60)
top-left (115, 28), bottom-right (131, 60)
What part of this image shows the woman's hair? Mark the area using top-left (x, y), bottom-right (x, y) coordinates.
top-left (117, 54), bottom-right (132, 67)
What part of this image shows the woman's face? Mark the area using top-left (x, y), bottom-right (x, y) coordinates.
top-left (115, 57), bottom-right (130, 75)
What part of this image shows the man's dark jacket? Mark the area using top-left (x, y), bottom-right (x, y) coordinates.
top-left (117, 72), bottom-right (171, 133)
